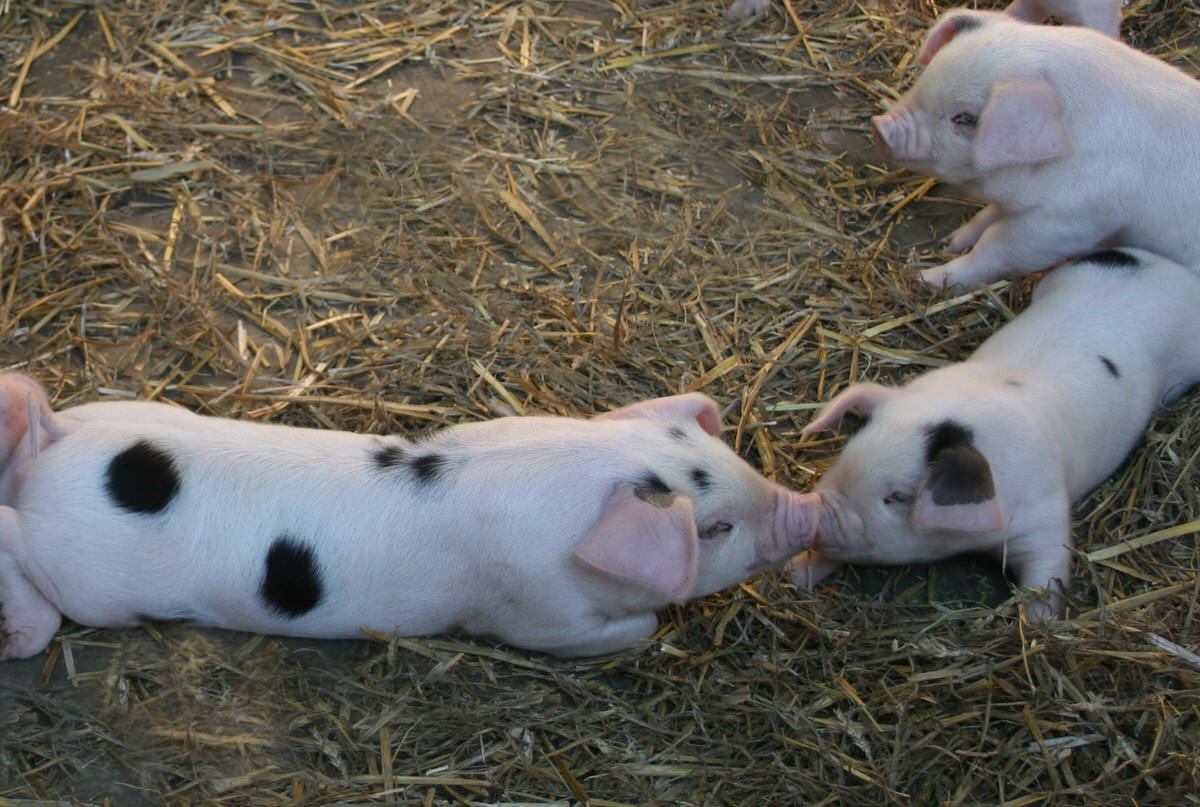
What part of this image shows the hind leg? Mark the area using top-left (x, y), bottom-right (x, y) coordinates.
top-left (0, 506), bottom-right (61, 660)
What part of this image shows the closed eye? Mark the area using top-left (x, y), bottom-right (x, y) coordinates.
top-left (883, 491), bottom-right (913, 506)
top-left (699, 521), bottom-right (733, 540)
top-left (951, 111), bottom-right (978, 127)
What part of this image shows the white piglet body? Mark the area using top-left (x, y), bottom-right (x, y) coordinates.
top-left (871, 9), bottom-right (1200, 289)
top-left (0, 390), bottom-right (820, 660)
top-left (793, 249), bottom-right (1200, 619)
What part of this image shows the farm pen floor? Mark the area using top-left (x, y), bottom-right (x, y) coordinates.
top-left (0, 1), bottom-right (1198, 805)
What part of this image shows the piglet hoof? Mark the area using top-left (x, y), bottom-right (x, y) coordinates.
top-left (1018, 588), bottom-right (1065, 626)
top-left (945, 229), bottom-right (979, 255)
top-left (786, 551), bottom-right (842, 589)
top-left (918, 264), bottom-right (955, 290)
top-left (0, 602), bottom-right (62, 661)
top-left (725, 0), bottom-right (770, 20)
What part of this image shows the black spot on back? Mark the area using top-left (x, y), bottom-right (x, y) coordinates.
top-left (1099, 355), bottom-right (1120, 379)
top-left (691, 468), bottom-right (711, 491)
top-left (948, 13), bottom-right (983, 33)
top-left (409, 453), bottom-right (447, 484)
top-left (260, 537), bottom-right (323, 618)
top-left (924, 420), bottom-right (974, 466)
top-left (1079, 249), bottom-right (1140, 270)
top-left (373, 443), bottom-right (405, 470)
top-left (106, 440), bottom-right (180, 514)
top-left (667, 426), bottom-right (688, 442)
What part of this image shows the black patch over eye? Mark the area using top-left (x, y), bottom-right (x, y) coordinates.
top-left (884, 491), bottom-right (912, 506)
top-left (691, 468), bottom-right (711, 490)
top-left (638, 472), bottom-right (671, 495)
top-left (924, 420), bottom-right (974, 465)
top-left (106, 440), bottom-right (180, 514)
top-left (951, 112), bottom-right (978, 127)
top-left (699, 521), bottom-right (733, 540)
top-left (260, 537), bottom-right (323, 618)
top-left (409, 453), bottom-right (447, 484)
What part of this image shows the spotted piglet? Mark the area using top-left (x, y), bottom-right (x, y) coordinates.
top-left (0, 386), bottom-right (821, 659)
top-left (792, 249), bottom-right (1200, 620)
top-left (871, 9), bottom-right (1200, 290)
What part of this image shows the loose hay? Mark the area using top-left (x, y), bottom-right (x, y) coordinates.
top-left (0, 1), bottom-right (1198, 804)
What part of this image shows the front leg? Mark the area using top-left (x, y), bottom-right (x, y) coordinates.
top-left (921, 212), bottom-right (1109, 291)
top-left (786, 549), bottom-right (843, 589)
top-left (946, 203), bottom-right (1003, 254)
top-left (1001, 519), bottom-right (1073, 624)
top-left (0, 507), bottom-right (63, 660)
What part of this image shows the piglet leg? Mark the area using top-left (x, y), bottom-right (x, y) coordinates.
top-left (541, 612), bottom-right (660, 657)
top-left (0, 507), bottom-right (61, 660)
top-left (786, 549), bottom-right (843, 589)
top-left (946, 203), bottom-right (1003, 254)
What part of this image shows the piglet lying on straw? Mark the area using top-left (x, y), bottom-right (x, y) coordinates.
top-left (0, 379), bottom-right (820, 659)
top-left (792, 248), bottom-right (1200, 620)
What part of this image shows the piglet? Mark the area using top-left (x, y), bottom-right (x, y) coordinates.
top-left (1004, 0), bottom-right (1121, 38)
top-left (0, 386), bottom-right (820, 660)
top-left (871, 9), bottom-right (1200, 290)
top-left (791, 248), bottom-right (1200, 620)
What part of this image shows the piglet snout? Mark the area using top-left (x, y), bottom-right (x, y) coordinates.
top-left (757, 489), bottom-right (821, 565)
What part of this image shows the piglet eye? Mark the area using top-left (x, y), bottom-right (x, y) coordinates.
top-left (699, 521), bottom-right (733, 540)
top-left (883, 491), bottom-right (912, 506)
top-left (951, 112), bottom-right (979, 127)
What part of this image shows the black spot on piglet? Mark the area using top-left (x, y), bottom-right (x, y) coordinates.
top-left (924, 420), bottom-right (996, 506)
top-left (260, 537), bottom-right (323, 618)
top-left (1100, 355), bottom-right (1120, 378)
top-left (1079, 249), bottom-right (1140, 270)
top-left (410, 453), bottom-right (447, 484)
top-left (106, 440), bottom-right (180, 514)
top-left (373, 443), bottom-right (405, 470)
top-left (947, 13), bottom-right (983, 33)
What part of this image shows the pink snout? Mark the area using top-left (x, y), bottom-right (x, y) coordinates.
top-left (870, 112), bottom-right (931, 164)
top-left (756, 489), bottom-right (821, 565)
top-left (870, 114), bottom-right (899, 160)
top-left (814, 490), bottom-right (864, 550)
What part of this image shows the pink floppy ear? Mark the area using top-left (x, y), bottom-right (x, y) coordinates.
top-left (919, 12), bottom-right (989, 65)
top-left (0, 374), bottom-right (68, 462)
top-left (974, 78), bottom-right (1072, 171)
top-left (573, 483), bottom-right (699, 602)
top-left (912, 441), bottom-right (1006, 535)
top-left (802, 383), bottom-right (898, 436)
top-left (594, 392), bottom-right (722, 436)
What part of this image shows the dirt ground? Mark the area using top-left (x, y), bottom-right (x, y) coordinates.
top-left (1, 1), bottom-right (1198, 805)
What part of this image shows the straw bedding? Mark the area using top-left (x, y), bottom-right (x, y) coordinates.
top-left (0, 0), bottom-right (1197, 804)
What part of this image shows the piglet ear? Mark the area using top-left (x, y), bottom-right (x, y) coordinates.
top-left (803, 383), bottom-right (897, 436)
top-left (595, 392), bottom-right (722, 436)
top-left (974, 78), bottom-right (1071, 171)
top-left (0, 374), bottom-right (68, 461)
top-left (919, 12), bottom-right (991, 65)
top-left (913, 442), bottom-right (1006, 534)
top-left (573, 483), bottom-right (699, 602)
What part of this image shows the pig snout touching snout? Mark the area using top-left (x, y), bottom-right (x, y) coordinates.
top-left (789, 249), bottom-right (1200, 622)
top-left (873, 9), bottom-right (1200, 291)
top-left (0, 378), bottom-right (822, 660)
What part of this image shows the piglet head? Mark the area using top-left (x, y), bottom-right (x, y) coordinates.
top-left (802, 383), bottom-right (1007, 567)
top-left (0, 373), bottom-right (69, 506)
top-left (576, 393), bottom-right (821, 602)
top-left (873, 10), bottom-right (1072, 184)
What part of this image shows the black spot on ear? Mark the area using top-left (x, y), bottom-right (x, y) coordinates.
top-left (667, 426), bottom-right (688, 442)
top-left (1079, 249), bottom-right (1140, 270)
top-left (106, 440), bottom-right (180, 514)
top-left (927, 444), bottom-right (996, 506)
top-left (373, 443), bottom-right (405, 470)
top-left (924, 420), bottom-right (974, 466)
top-left (691, 468), bottom-right (711, 491)
top-left (1099, 355), bottom-right (1120, 378)
top-left (948, 13), bottom-right (983, 33)
top-left (410, 453), bottom-right (447, 484)
top-left (260, 537), bottom-right (323, 618)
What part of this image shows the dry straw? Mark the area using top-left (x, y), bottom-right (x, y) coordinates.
top-left (0, 0), bottom-right (1197, 804)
